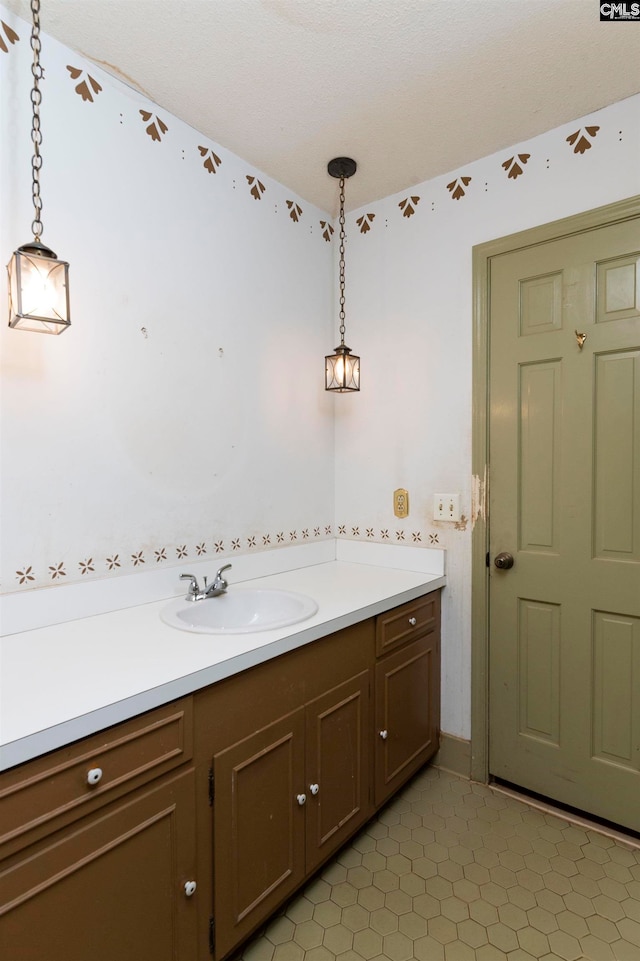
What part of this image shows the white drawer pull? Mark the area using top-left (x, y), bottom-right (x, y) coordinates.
top-left (408, 617), bottom-right (417, 626)
top-left (309, 783), bottom-right (319, 795)
top-left (86, 767), bottom-right (103, 786)
top-left (296, 793), bottom-right (307, 806)
top-left (379, 730), bottom-right (389, 740)
top-left (184, 881), bottom-right (197, 897)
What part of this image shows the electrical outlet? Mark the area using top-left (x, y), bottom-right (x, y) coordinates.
top-left (394, 488), bottom-right (409, 518)
top-left (434, 493), bottom-right (461, 522)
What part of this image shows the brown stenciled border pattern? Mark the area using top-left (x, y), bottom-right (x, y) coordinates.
top-left (13, 525), bottom-right (334, 587)
top-left (342, 527), bottom-right (441, 544)
top-left (140, 110), bottom-right (168, 142)
top-left (320, 221), bottom-right (334, 242)
top-left (11, 524), bottom-right (449, 588)
top-left (66, 65), bottom-right (102, 102)
top-left (49, 52), bottom-right (609, 237)
top-left (199, 146), bottom-right (222, 173)
top-left (0, 19), bottom-right (19, 53)
top-left (567, 125), bottom-right (600, 154)
top-left (447, 176), bottom-right (472, 200)
top-left (246, 175), bottom-right (266, 199)
top-left (399, 196), bottom-right (421, 218)
top-left (286, 200), bottom-right (303, 222)
top-left (357, 213), bottom-right (376, 234)
top-left (30, 40), bottom-right (611, 237)
top-left (502, 153), bottom-right (530, 180)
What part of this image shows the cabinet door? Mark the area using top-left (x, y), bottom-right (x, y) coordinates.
top-left (374, 632), bottom-right (440, 806)
top-left (213, 709), bottom-right (305, 960)
top-left (0, 769), bottom-right (198, 961)
top-left (305, 670), bottom-right (372, 870)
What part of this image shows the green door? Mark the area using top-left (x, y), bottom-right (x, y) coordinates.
top-left (489, 215), bottom-right (640, 830)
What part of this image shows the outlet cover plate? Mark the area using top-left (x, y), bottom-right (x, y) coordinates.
top-left (434, 492), bottom-right (461, 522)
top-left (394, 488), bottom-right (409, 518)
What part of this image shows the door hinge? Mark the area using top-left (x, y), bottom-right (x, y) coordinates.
top-left (208, 766), bottom-right (214, 806)
top-left (486, 551), bottom-right (490, 568)
top-left (209, 916), bottom-right (215, 956)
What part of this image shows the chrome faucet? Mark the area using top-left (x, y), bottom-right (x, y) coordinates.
top-left (179, 565), bottom-right (232, 601)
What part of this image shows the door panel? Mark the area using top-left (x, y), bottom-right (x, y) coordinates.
top-left (519, 360), bottom-right (562, 552)
top-left (594, 349), bottom-right (640, 560)
top-left (596, 253), bottom-right (640, 324)
top-left (213, 710), bottom-right (305, 958)
top-left (517, 598), bottom-right (561, 744)
top-left (305, 671), bottom-right (371, 869)
top-left (0, 770), bottom-right (197, 961)
top-left (489, 216), bottom-right (640, 831)
top-left (592, 611), bottom-right (640, 769)
top-left (374, 634), bottom-right (438, 806)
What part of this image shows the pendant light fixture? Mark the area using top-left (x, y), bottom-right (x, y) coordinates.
top-left (7, 0), bottom-right (70, 334)
top-left (325, 157), bottom-right (359, 392)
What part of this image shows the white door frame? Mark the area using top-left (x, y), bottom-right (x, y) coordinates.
top-left (470, 194), bottom-right (640, 785)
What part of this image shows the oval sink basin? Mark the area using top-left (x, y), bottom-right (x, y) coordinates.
top-left (161, 588), bottom-right (318, 634)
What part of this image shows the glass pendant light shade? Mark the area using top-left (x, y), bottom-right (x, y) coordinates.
top-left (8, 241), bottom-right (70, 334)
top-left (325, 344), bottom-right (360, 392)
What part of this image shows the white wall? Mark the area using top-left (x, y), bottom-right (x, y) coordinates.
top-left (3, 6), bottom-right (639, 744)
top-left (336, 94), bottom-right (640, 739)
top-left (0, 8), bottom-right (335, 595)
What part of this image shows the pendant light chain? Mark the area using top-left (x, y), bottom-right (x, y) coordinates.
top-left (29, 0), bottom-right (44, 242)
top-left (338, 175), bottom-right (346, 346)
top-left (324, 156), bottom-right (359, 391)
top-left (7, 0), bottom-right (71, 334)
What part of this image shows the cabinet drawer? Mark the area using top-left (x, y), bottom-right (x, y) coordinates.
top-left (0, 698), bottom-right (193, 851)
top-left (375, 591), bottom-right (440, 657)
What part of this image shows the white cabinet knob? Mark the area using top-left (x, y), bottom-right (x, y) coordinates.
top-left (408, 617), bottom-right (417, 626)
top-left (184, 881), bottom-right (197, 897)
top-left (296, 793), bottom-right (307, 806)
top-left (87, 767), bottom-right (103, 786)
top-left (379, 730), bottom-right (389, 740)
top-left (309, 783), bottom-right (319, 795)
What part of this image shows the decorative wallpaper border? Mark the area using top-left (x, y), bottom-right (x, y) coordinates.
top-left (0, 15), bottom-right (617, 243)
top-left (9, 522), bottom-right (457, 591)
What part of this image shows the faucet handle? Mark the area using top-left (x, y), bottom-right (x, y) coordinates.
top-left (203, 563), bottom-right (232, 597)
top-left (179, 573), bottom-right (201, 600)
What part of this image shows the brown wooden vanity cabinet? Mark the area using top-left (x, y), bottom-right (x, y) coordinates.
top-left (374, 592), bottom-right (441, 806)
top-left (0, 699), bottom-right (197, 961)
top-left (0, 588), bottom-right (441, 961)
top-left (198, 620), bottom-right (374, 960)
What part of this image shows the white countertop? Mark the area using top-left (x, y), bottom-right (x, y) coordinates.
top-left (0, 549), bottom-right (445, 772)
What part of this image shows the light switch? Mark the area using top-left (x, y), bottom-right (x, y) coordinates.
top-left (434, 493), bottom-right (461, 522)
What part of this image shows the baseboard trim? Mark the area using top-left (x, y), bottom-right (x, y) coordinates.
top-left (433, 733), bottom-right (471, 779)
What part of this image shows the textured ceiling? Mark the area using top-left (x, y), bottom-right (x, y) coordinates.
top-left (4, 0), bottom-right (640, 213)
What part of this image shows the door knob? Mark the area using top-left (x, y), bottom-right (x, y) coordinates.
top-left (184, 881), bottom-right (197, 897)
top-left (296, 793), bottom-right (307, 806)
top-left (494, 552), bottom-right (514, 570)
top-left (309, 783), bottom-right (319, 795)
top-left (379, 729), bottom-right (389, 740)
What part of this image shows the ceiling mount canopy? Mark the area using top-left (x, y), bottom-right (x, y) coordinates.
top-left (327, 157), bottom-right (357, 181)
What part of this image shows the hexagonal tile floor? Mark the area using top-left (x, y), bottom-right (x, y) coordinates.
top-left (235, 767), bottom-right (640, 961)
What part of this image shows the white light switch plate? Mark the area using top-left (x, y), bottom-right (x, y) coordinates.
top-left (434, 493), bottom-right (461, 522)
